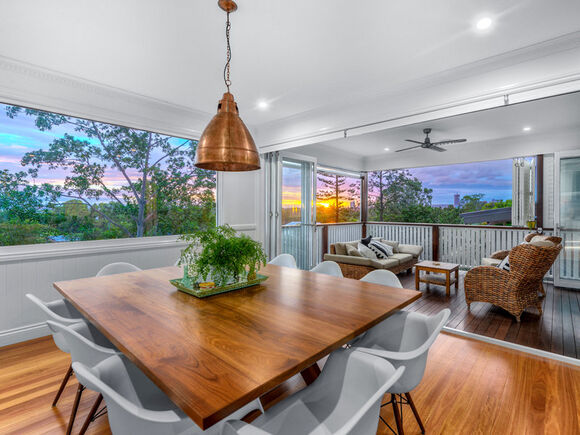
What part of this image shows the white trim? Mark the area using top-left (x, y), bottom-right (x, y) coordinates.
top-left (0, 322), bottom-right (50, 347)
top-left (443, 327), bottom-right (580, 367)
top-left (229, 224), bottom-right (257, 231)
top-left (0, 55), bottom-right (210, 140)
top-left (0, 235), bottom-right (187, 264)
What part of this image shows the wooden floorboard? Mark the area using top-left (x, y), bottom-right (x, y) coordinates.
top-left (399, 273), bottom-right (579, 358)
top-left (1, 333), bottom-right (579, 434)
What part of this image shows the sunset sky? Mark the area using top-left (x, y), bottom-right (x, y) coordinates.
top-left (282, 159), bottom-right (512, 207)
top-left (1, 103), bottom-right (512, 207)
top-left (0, 104), bottom-right (185, 189)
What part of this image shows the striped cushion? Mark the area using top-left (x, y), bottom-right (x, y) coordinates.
top-left (367, 241), bottom-right (393, 259)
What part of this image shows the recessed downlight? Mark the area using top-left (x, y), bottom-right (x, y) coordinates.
top-left (475, 17), bottom-right (493, 31)
top-left (522, 126), bottom-right (532, 132)
top-left (384, 147), bottom-right (390, 151)
top-left (257, 100), bottom-right (269, 110)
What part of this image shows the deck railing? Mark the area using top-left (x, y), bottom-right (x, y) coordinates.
top-left (283, 221), bottom-right (556, 275)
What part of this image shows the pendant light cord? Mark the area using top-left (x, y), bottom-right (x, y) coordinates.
top-left (224, 11), bottom-right (232, 92)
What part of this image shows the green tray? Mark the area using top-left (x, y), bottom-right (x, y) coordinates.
top-left (170, 274), bottom-right (268, 298)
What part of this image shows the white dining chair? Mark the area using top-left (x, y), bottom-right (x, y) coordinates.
top-left (268, 253), bottom-right (297, 268)
top-left (72, 355), bottom-right (264, 435)
top-left (353, 308), bottom-right (450, 435)
top-left (47, 321), bottom-right (118, 435)
top-left (222, 348), bottom-right (404, 435)
top-left (25, 293), bottom-right (84, 407)
top-left (310, 260), bottom-right (344, 278)
top-left (96, 262), bottom-right (141, 277)
top-left (360, 270), bottom-right (403, 288)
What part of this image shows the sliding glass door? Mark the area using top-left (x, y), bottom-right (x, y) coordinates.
top-left (554, 152), bottom-right (580, 289)
top-left (280, 153), bottom-right (317, 270)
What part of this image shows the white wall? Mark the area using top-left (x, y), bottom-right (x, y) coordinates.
top-left (0, 237), bottom-right (185, 347)
top-left (217, 168), bottom-right (264, 244)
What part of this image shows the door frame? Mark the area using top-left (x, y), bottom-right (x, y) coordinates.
top-left (279, 152), bottom-right (318, 269)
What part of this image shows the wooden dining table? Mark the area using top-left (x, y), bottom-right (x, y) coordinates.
top-left (53, 264), bottom-right (421, 430)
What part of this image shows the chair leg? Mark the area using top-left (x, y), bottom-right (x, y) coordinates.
top-left (391, 393), bottom-right (404, 435)
top-left (405, 392), bottom-right (425, 434)
top-left (66, 384), bottom-right (84, 435)
top-left (78, 394), bottom-right (103, 435)
top-left (52, 363), bottom-right (73, 407)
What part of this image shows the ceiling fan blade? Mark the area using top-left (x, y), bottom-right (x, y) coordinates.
top-left (429, 145), bottom-right (447, 152)
top-left (431, 139), bottom-right (467, 145)
top-left (404, 139), bottom-right (424, 145)
top-left (396, 145), bottom-right (423, 152)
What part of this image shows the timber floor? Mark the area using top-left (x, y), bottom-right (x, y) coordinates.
top-left (399, 272), bottom-right (580, 359)
top-left (0, 333), bottom-right (578, 434)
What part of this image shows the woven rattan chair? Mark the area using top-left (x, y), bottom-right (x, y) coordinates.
top-left (465, 237), bottom-right (562, 322)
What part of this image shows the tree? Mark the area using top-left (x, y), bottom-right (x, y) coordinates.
top-left (459, 194), bottom-right (486, 212)
top-left (368, 170), bottom-right (433, 221)
top-left (6, 106), bottom-right (216, 238)
top-left (0, 169), bottom-right (58, 221)
top-left (317, 172), bottom-right (359, 223)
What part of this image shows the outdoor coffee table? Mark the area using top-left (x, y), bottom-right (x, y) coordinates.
top-left (415, 260), bottom-right (460, 296)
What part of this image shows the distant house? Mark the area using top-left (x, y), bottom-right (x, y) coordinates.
top-left (460, 207), bottom-right (512, 225)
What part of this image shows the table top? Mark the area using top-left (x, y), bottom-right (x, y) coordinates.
top-left (415, 260), bottom-right (460, 271)
top-left (54, 264), bottom-right (421, 429)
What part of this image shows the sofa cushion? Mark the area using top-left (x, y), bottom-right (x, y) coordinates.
top-left (497, 255), bottom-right (510, 271)
top-left (367, 240), bottom-right (392, 259)
top-left (482, 257), bottom-right (501, 267)
top-left (390, 253), bottom-right (413, 264)
top-left (529, 238), bottom-right (556, 248)
top-left (398, 244), bottom-right (423, 258)
top-left (373, 258), bottom-right (400, 269)
top-left (334, 242), bottom-right (348, 256)
top-left (380, 239), bottom-right (400, 253)
top-left (346, 245), bottom-right (363, 257)
top-left (358, 242), bottom-right (377, 259)
top-left (323, 253), bottom-right (374, 267)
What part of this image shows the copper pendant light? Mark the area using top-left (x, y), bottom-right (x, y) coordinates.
top-left (195, 0), bottom-right (260, 172)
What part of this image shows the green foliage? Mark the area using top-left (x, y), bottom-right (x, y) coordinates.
top-left (0, 221), bottom-right (56, 246)
top-left (0, 105), bottom-right (216, 246)
top-left (368, 170), bottom-right (434, 222)
top-left (6, 105), bottom-right (216, 239)
top-left (179, 225), bottom-right (267, 287)
top-left (482, 199), bottom-right (512, 210)
top-left (459, 193), bottom-right (486, 212)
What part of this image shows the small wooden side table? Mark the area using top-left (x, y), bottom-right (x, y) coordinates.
top-left (415, 261), bottom-right (460, 296)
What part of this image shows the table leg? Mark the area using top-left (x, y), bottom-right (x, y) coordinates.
top-left (300, 363), bottom-right (321, 385)
top-left (415, 268), bottom-right (420, 290)
top-left (445, 272), bottom-right (450, 297)
top-left (455, 269), bottom-right (459, 290)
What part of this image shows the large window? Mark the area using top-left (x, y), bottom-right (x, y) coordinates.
top-left (368, 159), bottom-right (520, 225)
top-left (0, 104), bottom-right (216, 246)
top-left (316, 168), bottom-right (361, 223)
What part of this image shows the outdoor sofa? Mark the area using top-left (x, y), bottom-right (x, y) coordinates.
top-left (323, 239), bottom-right (423, 279)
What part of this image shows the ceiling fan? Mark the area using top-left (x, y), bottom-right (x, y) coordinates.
top-left (396, 128), bottom-right (467, 152)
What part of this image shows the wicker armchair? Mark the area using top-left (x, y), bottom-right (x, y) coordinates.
top-left (465, 238), bottom-right (562, 322)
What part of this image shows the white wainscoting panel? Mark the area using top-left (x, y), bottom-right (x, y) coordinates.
top-left (0, 237), bottom-right (186, 347)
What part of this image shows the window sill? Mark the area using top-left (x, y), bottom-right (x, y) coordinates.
top-left (0, 236), bottom-right (187, 264)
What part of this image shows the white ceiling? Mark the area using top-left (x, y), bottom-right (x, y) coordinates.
top-left (292, 91), bottom-right (580, 170)
top-left (1, 0), bottom-right (580, 128)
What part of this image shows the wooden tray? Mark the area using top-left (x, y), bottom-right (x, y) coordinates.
top-left (170, 274), bottom-right (268, 298)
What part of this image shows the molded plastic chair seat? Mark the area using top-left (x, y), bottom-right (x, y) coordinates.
top-left (268, 254), bottom-right (297, 268)
top-left (96, 262), bottom-right (141, 277)
top-left (222, 348), bottom-right (404, 435)
top-left (310, 261), bottom-right (343, 278)
top-left (354, 309), bottom-right (450, 434)
top-left (73, 355), bottom-right (264, 435)
top-left (360, 270), bottom-right (402, 288)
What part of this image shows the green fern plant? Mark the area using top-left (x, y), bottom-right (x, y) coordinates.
top-left (179, 225), bottom-right (267, 287)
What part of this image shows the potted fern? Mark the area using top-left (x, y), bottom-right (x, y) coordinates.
top-left (174, 225), bottom-right (267, 297)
